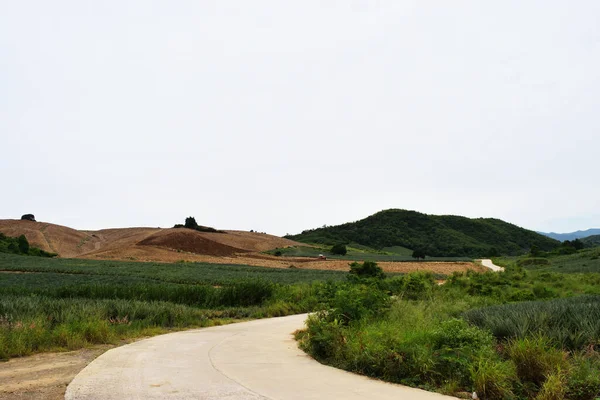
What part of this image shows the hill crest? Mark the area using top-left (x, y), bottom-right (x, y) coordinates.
top-left (286, 209), bottom-right (559, 257)
top-left (539, 229), bottom-right (600, 242)
top-left (0, 219), bottom-right (299, 261)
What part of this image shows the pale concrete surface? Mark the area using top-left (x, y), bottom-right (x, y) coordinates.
top-left (479, 259), bottom-right (505, 272)
top-left (66, 314), bottom-right (454, 399)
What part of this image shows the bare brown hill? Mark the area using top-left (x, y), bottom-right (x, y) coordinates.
top-left (0, 220), bottom-right (300, 261)
top-left (138, 230), bottom-right (250, 257)
top-left (0, 220), bottom-right (483, 275)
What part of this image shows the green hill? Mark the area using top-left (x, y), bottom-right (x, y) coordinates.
top-left (582, 235), bottom-right (600, 248)
top-left (285, 209), bottom-right (559, 257)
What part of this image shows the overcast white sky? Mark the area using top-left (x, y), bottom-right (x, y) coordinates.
top-left (1, 1), bottom-right (599, 236)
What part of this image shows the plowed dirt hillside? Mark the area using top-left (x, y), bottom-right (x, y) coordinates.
top-left (0, 220), bottom-right (300, 261)
top-left (0, 220), bottom-right (483, 275)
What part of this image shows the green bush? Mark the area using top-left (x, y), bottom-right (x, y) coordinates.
top-left (349, 261), bottom-right (385, 279)
top-left (330, 244), bottom-right (347, 255)
top-left (328, 284), bottom-right (389, 324)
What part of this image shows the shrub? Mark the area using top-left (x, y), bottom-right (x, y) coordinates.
top-left (506, 336), bottom-right (567, 388)
top-left (400, 271), bottom-right (435, 300)
top-left (349, 261), bottom-right (385, 280)
top-left (428, 319), bottom-right (495, 386)
top-left (330, 244), bottom-right (347, 256)
top-left (302, 314), bottom-right (345, 359)
top-left (328, 284), bottom-right (389, 324)
top-left (412, 248), bottom-right (426, 260)
top-left (470, 358), bottom-right (517, 400)
top-left (20, 214), bottom-right (35, 221)
top-left (18, 235), bottom-right (29, 254)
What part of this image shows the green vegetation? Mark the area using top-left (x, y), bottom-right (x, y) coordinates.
top-left (297, 257), bottom-right (600, 399)
top-left (582, 235), bottom-right (600, 248)
top-left (266, 244), bottom-right (471, 262)
top-left (0, 253), bottom-right (346, 285)
top-left (173, 216), bottom-right (220, 233)
top-left (330, 243), bottom-right (347, 256)
top-left (0, 233), bottom-right (56, 258)
top-left (286, 209), bottom-right (559, 257)
top-left (0, 252), bottom-right (348, 360)
top-left (498, 246), bottom-right (600, 274)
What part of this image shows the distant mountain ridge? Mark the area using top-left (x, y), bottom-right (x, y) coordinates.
top-left (286, 209), bottom-right (559, 257)
top-left (539, 229), bottom-right (600, 242)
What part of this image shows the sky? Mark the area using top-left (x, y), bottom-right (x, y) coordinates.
top-left (1, 1), bottom-right (599, 236)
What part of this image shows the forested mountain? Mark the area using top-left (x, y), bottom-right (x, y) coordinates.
top-left (286, 209), bottom-right (559, 257)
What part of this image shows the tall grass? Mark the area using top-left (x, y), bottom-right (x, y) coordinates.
top-left (298, 268), bottom-right (600, 399)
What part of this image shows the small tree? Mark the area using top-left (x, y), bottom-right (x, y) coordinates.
top-left (572, 239), bottom-right (585, 251)
top-left (349, 261), bottom-right (385, 279)
top-left (330, 244), bottom-right (347, 256)
top-left (18, 234), bottom-right (29, 254)
top-left (184, 216), bottom-right (199, 230)
top-left (529, 244), bottom-right (541, 257)
top-left (412, 248), bottom-right (426, 260)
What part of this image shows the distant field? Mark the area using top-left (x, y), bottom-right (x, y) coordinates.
top-left (0, 253), bottom-right (347, 285)
top-left (498, 247), bottom-right (600, 273)
top-left (266, 244), bottom-right (472, 262)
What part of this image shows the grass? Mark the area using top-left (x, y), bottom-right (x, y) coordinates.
top-left (297, 260), bottom-right (600, 399)
top-left (496, 248), bottom-right (600, 274)
top-left (266, 244), bottom-right (472, 262)
top-left (0, 253), bottom-right (344, 360)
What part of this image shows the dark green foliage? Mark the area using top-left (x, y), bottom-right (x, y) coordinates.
top-left (17, 235), bottom-right (29, 254)
top-left (581, 234), bottom-right (600, 248)
top-left (185, 216), bottom-right (198, 229)
top-left (330, 243), bottom-right (347, 255)
top-left (173, 216), bottom-right (219, 233)
top-left (0, 234), bottom-right (56, 257)
top-left (412, 248), bottom-right (426, 259)
top-left (349, 261), bottom-right (385, 279)
top-left (20, 214), bottom-right (35, 221)
top-left (286, 209), bottom-right (559, 257)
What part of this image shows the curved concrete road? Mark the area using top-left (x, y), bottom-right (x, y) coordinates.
top-left (66, 314), bottom-right (454, 400)
top-left (479, 259), bottom-right (504, 272)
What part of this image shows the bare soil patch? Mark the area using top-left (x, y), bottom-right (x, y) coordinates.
top-left (0, 220), bottom-right (302, 262)
top-left (0, 346), bottom-right (113, 400)
top-left (138, 230), bottom-right (248, 256)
